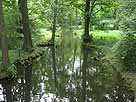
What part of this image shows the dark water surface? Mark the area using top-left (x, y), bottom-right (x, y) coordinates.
top-left (0, 37), bottom-right (135, 102)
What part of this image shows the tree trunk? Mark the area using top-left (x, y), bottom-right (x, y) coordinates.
top-left (83, 0), bottom-right (91, 43)
top-left (75, 8), bottom-right (79, 30)
top-left (69, 13), bottom-right (72, 32)
top-left (0, 0), bottom-right (9, 65)
top-left (20, 0), bottom-right (32, 49)
top-left (90, 0), bottom-right (97, 31)
top-left (51, 0), bottom-right (58, 44)
top-left (17, 0), bottom-right (23, 34)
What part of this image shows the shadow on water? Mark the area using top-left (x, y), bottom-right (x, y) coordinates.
top-left (0, 36), bottom-right (135, 102)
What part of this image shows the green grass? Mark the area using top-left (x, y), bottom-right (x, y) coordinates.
top-left (92, 30), bottom-right (123, 40)
top-left (92, 30), bottom-right (123, 53)
top-left (34, 29), bottom-right (123, 44)
top-left (32, 30), bottom-right (52, 45)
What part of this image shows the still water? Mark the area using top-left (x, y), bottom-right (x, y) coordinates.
top-left (0, 36), bottom-right (135, 102)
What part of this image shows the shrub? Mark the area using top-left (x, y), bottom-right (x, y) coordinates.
top-left (114, 35), bottom-right (136, 71)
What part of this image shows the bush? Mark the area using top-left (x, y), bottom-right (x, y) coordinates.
top-left (114, 35), bottom-right (136, 71)
top-left (118, 0), bottom-right (136, 33)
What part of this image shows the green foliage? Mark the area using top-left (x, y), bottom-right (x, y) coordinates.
top-left (118, 0), bottom-right (136, 33)
top-left (90, 0), bottom-right (119, 30)
top-left (114, 35), bottom-right (136, 71)
top-left (96, 19), bottom-right (116, 30)
top-left (6, 64), bottom-right (17, 78)
top-left (0, 64), bottom-right (16, 79)
top-left (3, 0), bottom-right (18, 37)
top-left (1, 0), bottom-right (136, 98)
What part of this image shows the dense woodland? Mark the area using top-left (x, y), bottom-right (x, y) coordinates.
top-left (0, 0), bottom-right (136, 102)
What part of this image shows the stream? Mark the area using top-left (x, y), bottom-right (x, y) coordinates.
top-left (0, 36), bottom-right (135, 102)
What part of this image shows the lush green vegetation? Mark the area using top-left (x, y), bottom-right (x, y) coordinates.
top-left (0, 0), bottom-right (136, 102)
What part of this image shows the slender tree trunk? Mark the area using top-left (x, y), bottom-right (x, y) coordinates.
top-left (75, 8), bottom-right (79, 30)
top-left (90, 0), bottom-right (97, 31)
top-left (17, 0), bottom-right (23, 34)
top-left (113, 9), bottom-right (118, 30)
top-left (51, 0), bottom-right (58, 44)
top-left (20, 0), bottom-right (32, 49)
top-left (0, 0), bottom-right (9, 65)
top-left (83, 0), bottom-right (91, 43)
top-left (69, 13), bottom-right (72, 32)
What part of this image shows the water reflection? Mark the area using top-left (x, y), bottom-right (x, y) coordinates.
top-left (0, 36), bottom-right (135, 102)
top-left (51, 46), bottom-right (58, 93)
top-left (81, 44), bottom-right (89, 102)
top-left (0, 79), bottom-right (12, 102)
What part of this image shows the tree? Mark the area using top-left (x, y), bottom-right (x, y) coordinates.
top-left (83, 0), bottom-right (91, 43)
top-left (19, 0), bottom-right (32, 49)
top-left (118, 0), bottom-right (136, 33)
top-left (51, 0), bottom-right (58, 44)
top-left (0, 0), bottom-right (9, 65)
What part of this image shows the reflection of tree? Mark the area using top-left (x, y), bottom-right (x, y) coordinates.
top-left (81, 45), bottom-right (89, 102)
top-left (10, 37), bottom-right (135, 102)
top-left (72, 39), bottom-right (77, 73)
top-left (14, 61), bottom-right (32, 102)
top-left (86, 47), bottom-right (114, 102)
top-left (10, 63), bottom-right (32, 102)
top-left (0, 79), bottom-right (13, 102)
top-left (81, 46), bottom-right (135, 102)
top-left (32, 48), bottom-right (53, 94)
top-left (51, 46), bottom-right (58, 93)
top-left (24, 62), bottom-right (32, 102)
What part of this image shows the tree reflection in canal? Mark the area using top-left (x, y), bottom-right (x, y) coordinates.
top-left (0, 37), bottom-right (135, 102)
